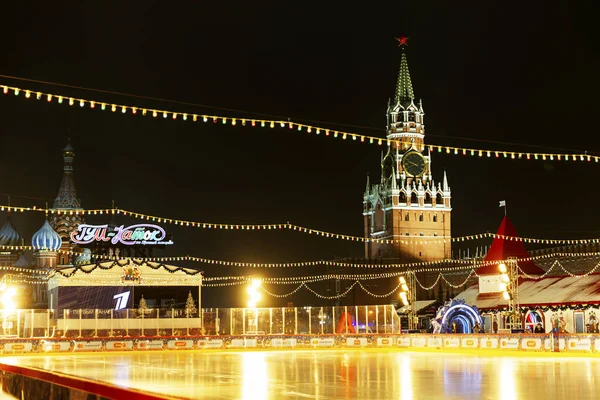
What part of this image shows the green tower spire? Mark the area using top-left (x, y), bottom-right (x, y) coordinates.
top-left (394, 50), bottom-right (415, 107)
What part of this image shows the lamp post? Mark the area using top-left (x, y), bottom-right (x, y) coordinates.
top-left (499, 257), bottom-right (520, 330)
top-left (247, 279), bottom-right (261, 333)
top-left (399, 272), bottom-right (417, 330)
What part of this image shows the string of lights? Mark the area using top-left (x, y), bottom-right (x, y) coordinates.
top-left (259, 284), bottom-right (305, 298)
top-left (3, 205), bottom-right (600, 246)
top-left (357, 280), bottom-right (403, 298)
top-left (414, 273), bottom-right (443, 291)
top-left (303, 281), bottom-right (359, 300)
top-left (440, 270), bottom-right (476, 288)
top-left (1, 83), bottom-right (598, 163)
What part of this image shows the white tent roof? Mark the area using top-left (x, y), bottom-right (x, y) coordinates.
top-left (455, 273), bottom-right (600, 310)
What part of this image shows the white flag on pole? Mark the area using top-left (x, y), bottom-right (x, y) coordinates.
top-left (499, 200), bottom-right (506, 207)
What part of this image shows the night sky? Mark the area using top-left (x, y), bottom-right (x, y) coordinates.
top-left (0, 2), bottom-right (598, 307)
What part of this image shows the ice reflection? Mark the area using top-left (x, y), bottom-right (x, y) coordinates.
top-left (442, 356), bottom-right (482, 398)
top-left (241, 352), bottom-right (268, 400)
top-left (3, 350), bottom-right (600, 399)
top-left (499, 358), bottom-right (517, 400)
top-left (398, 354), bottom-right (413, 400)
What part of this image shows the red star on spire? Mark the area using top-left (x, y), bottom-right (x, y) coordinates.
top-left (395, 36), bottom-right (409, 47)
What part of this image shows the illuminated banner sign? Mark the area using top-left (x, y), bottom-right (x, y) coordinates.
top-left (70, 224), bottom-right (173, 246)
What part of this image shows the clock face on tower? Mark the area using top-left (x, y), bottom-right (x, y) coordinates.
top-left (401, 151), bottom-right (426, 177)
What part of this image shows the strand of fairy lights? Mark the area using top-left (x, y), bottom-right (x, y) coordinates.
top-left (1, 83), bottom-right (598, 163)
top-left (3, 252), bottom-right (600, 279)
top-left (3, 205), bottom-right (600, 246)
top-left (6, 259), bottom-right (599, 296)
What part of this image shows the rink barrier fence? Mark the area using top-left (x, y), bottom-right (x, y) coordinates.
top-left (1, 333), bottom-right (599, 354)
top-left (0, 362), bottom-right (179, 400)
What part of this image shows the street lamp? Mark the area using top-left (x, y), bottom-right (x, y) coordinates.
top-left (247, 279), bottom-right (262, 308)
top-left (498, 258), bottom-right (520, 329)
top-left (399, 274), bottom-right (417, 330)
top-left (399, 277), bottom-right (409, 306)
top-left (0, 284), bottom-right (17, 311)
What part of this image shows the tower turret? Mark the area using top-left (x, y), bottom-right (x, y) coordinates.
top-left (50, 141), bottom-right (85, 266)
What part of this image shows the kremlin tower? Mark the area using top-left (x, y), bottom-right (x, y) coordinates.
top-left (363, 44), bottom-right (452, 298)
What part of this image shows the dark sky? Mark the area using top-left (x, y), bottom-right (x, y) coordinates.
top-left (0, 2), bottom-right (598, 306)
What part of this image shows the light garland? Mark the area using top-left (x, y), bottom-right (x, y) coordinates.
top-left (303, 281), bottom-right (359, 300)
top-left (4, 204), bottom-right (600, 246)
top-left (357, 280), bottom-right (403, 298)
top-left (1, 83), bottom-right (598, 164)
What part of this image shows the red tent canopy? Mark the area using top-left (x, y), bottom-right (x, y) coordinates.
top-left (476, 216), bottom-right (545, 276)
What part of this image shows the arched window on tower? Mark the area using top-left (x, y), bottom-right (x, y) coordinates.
top-left (374, 202), bottom-right (384, 232)
top-left (425, 193), bottom-right (432, 205)
top-left (410, 192), bottom-right (418, 205)
top-left (419, 214), bottom-right (424, 222)
top-left (405, 213), bottom-right (409, 221)
top-left (399, 192), bottom-right (407, 204)
top-left (408, 112), bottom-right (415, 122)
top-left (433, 214), bottom-right (438, 223)
top-left (436, 193), bottom-right (442, 205)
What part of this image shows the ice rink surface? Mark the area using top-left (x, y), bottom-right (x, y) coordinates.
top-left (3, 349), bottom-right (600, 399)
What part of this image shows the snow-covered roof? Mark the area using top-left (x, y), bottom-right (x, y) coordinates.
top-left (455, 273), bottom-right (600, 310)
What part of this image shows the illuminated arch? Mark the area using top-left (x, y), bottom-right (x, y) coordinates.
top-left (438, 301), bottom-right (483, 333)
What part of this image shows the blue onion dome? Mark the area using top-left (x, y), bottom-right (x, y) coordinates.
top-left (32, 220), bottom-right (62, 251)
top-left (75, 248), bottom-right (92, 265)
top-left (0, 216), bottom-right (23, 246)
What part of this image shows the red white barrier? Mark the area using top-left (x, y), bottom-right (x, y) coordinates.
top-left (480, 337), bottom-right (499, 349)
top-left (229, 338), bottom-right (258, 348)
top-left (269, 338), bottom-right (297, 348)
top-left (2, 342), bottom-right (33, 353)
top-left (567, 337), bottom-right (592, 351)
top-left (376, 337), bottom-right (394, 347)
top-left (309, 338), bottom-right (335, 348)
top-left (197, 339), bottom-right (224, 349)
top-left (444, 337), bottom-right (461, 348)
top-left (500, 337), bottom-right (520, 349)
top-left (520, 338), bottom-right (542, 351)
top-left (166, 339), bottom-right (194, 350)
top-left (346, 337), bottom-right (368, 347)
top-left (461, 337), bottom-right (479, 348)
top-left (105, 340), bottom-right (134, 351)
top-left (137, 339), bottom-right (164, 350)
top-left (73, 340), bottom-right (103, 351)
top-left (427, 337), bottom-right (442, 348)
top-left (40, 341), bottom-right (71, 352)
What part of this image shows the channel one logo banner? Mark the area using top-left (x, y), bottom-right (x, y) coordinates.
top-left (57, 286), bottom-right (133, 313)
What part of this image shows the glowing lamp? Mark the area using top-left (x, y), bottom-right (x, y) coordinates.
top-left (401, 283), bottom-right (409, 292)
top-left (399, 277), bottom-right (406, 284)
top-left (502, 291), bottom-right (510, 300)
top-left (501, 273), bottom-right (509, 283)
top-left (499, 263), bottom-right (507, 273)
